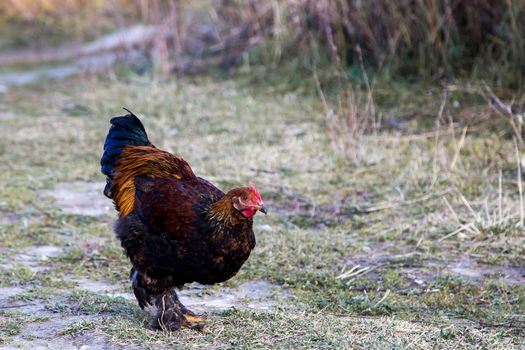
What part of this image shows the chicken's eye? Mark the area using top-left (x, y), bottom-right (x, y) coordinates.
top-left (242, 195), bottom-right (248, 200)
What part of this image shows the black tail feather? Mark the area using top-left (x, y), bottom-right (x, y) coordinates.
top-left (100, 109), bottom-right (151, 198)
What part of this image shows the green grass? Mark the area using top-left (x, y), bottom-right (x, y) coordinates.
top-left (0, 74), bottom-right (524, 349)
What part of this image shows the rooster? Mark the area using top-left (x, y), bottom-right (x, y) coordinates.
top-left (100, 110), bottom-right (266, 331)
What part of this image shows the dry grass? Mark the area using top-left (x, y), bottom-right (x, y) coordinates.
top-left (2, 1), bottom-right (525, 85)
top-left (214, 0), bottom-right (525, 86)
top-left (0, 74), bottom-right (524, 348)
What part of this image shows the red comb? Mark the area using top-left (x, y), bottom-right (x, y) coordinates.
top-left (248, 185), bottom-right (263, 203)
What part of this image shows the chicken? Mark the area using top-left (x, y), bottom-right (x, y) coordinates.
top-left (100, 110), bottom-right (266, 331)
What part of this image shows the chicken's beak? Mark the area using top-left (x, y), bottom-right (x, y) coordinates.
top-left (259, 205), bottom-right (268, 215)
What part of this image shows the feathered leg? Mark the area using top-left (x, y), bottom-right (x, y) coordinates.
top-left (150, 289), bottom-right (207, 331)
top-left (130, 268), bottom-right (153, 309)
top-left (150, 290), bottom-right (185, 331)
top-left (116, 214), bottom-right (207, 331)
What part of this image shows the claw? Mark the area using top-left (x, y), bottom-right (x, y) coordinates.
top-left (185, 322), bottom-right (208, 333)
top-left (184, 313), bottom-right (208, 324)
top-left (182, 312), bottom-right (208, 333)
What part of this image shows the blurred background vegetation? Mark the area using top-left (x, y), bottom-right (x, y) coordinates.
top-left (1, 0), bottom-right (525, 88)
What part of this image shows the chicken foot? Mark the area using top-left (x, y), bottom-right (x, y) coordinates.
top-left (150, 289), bottom-right (207, 331)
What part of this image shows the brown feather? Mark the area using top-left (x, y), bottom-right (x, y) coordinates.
top-left (111, 146), bottom-right (195, 217)
top-left (209, 189), bottom-right (248, 226)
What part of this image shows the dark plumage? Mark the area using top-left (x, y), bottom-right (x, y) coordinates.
top-left (100, 110), bottom-right (266, 331)
top-left (101, 109), bottom-right (152, 198)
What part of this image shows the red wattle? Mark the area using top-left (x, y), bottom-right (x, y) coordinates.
top-left (242, 208), bottom-right (256, 217)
